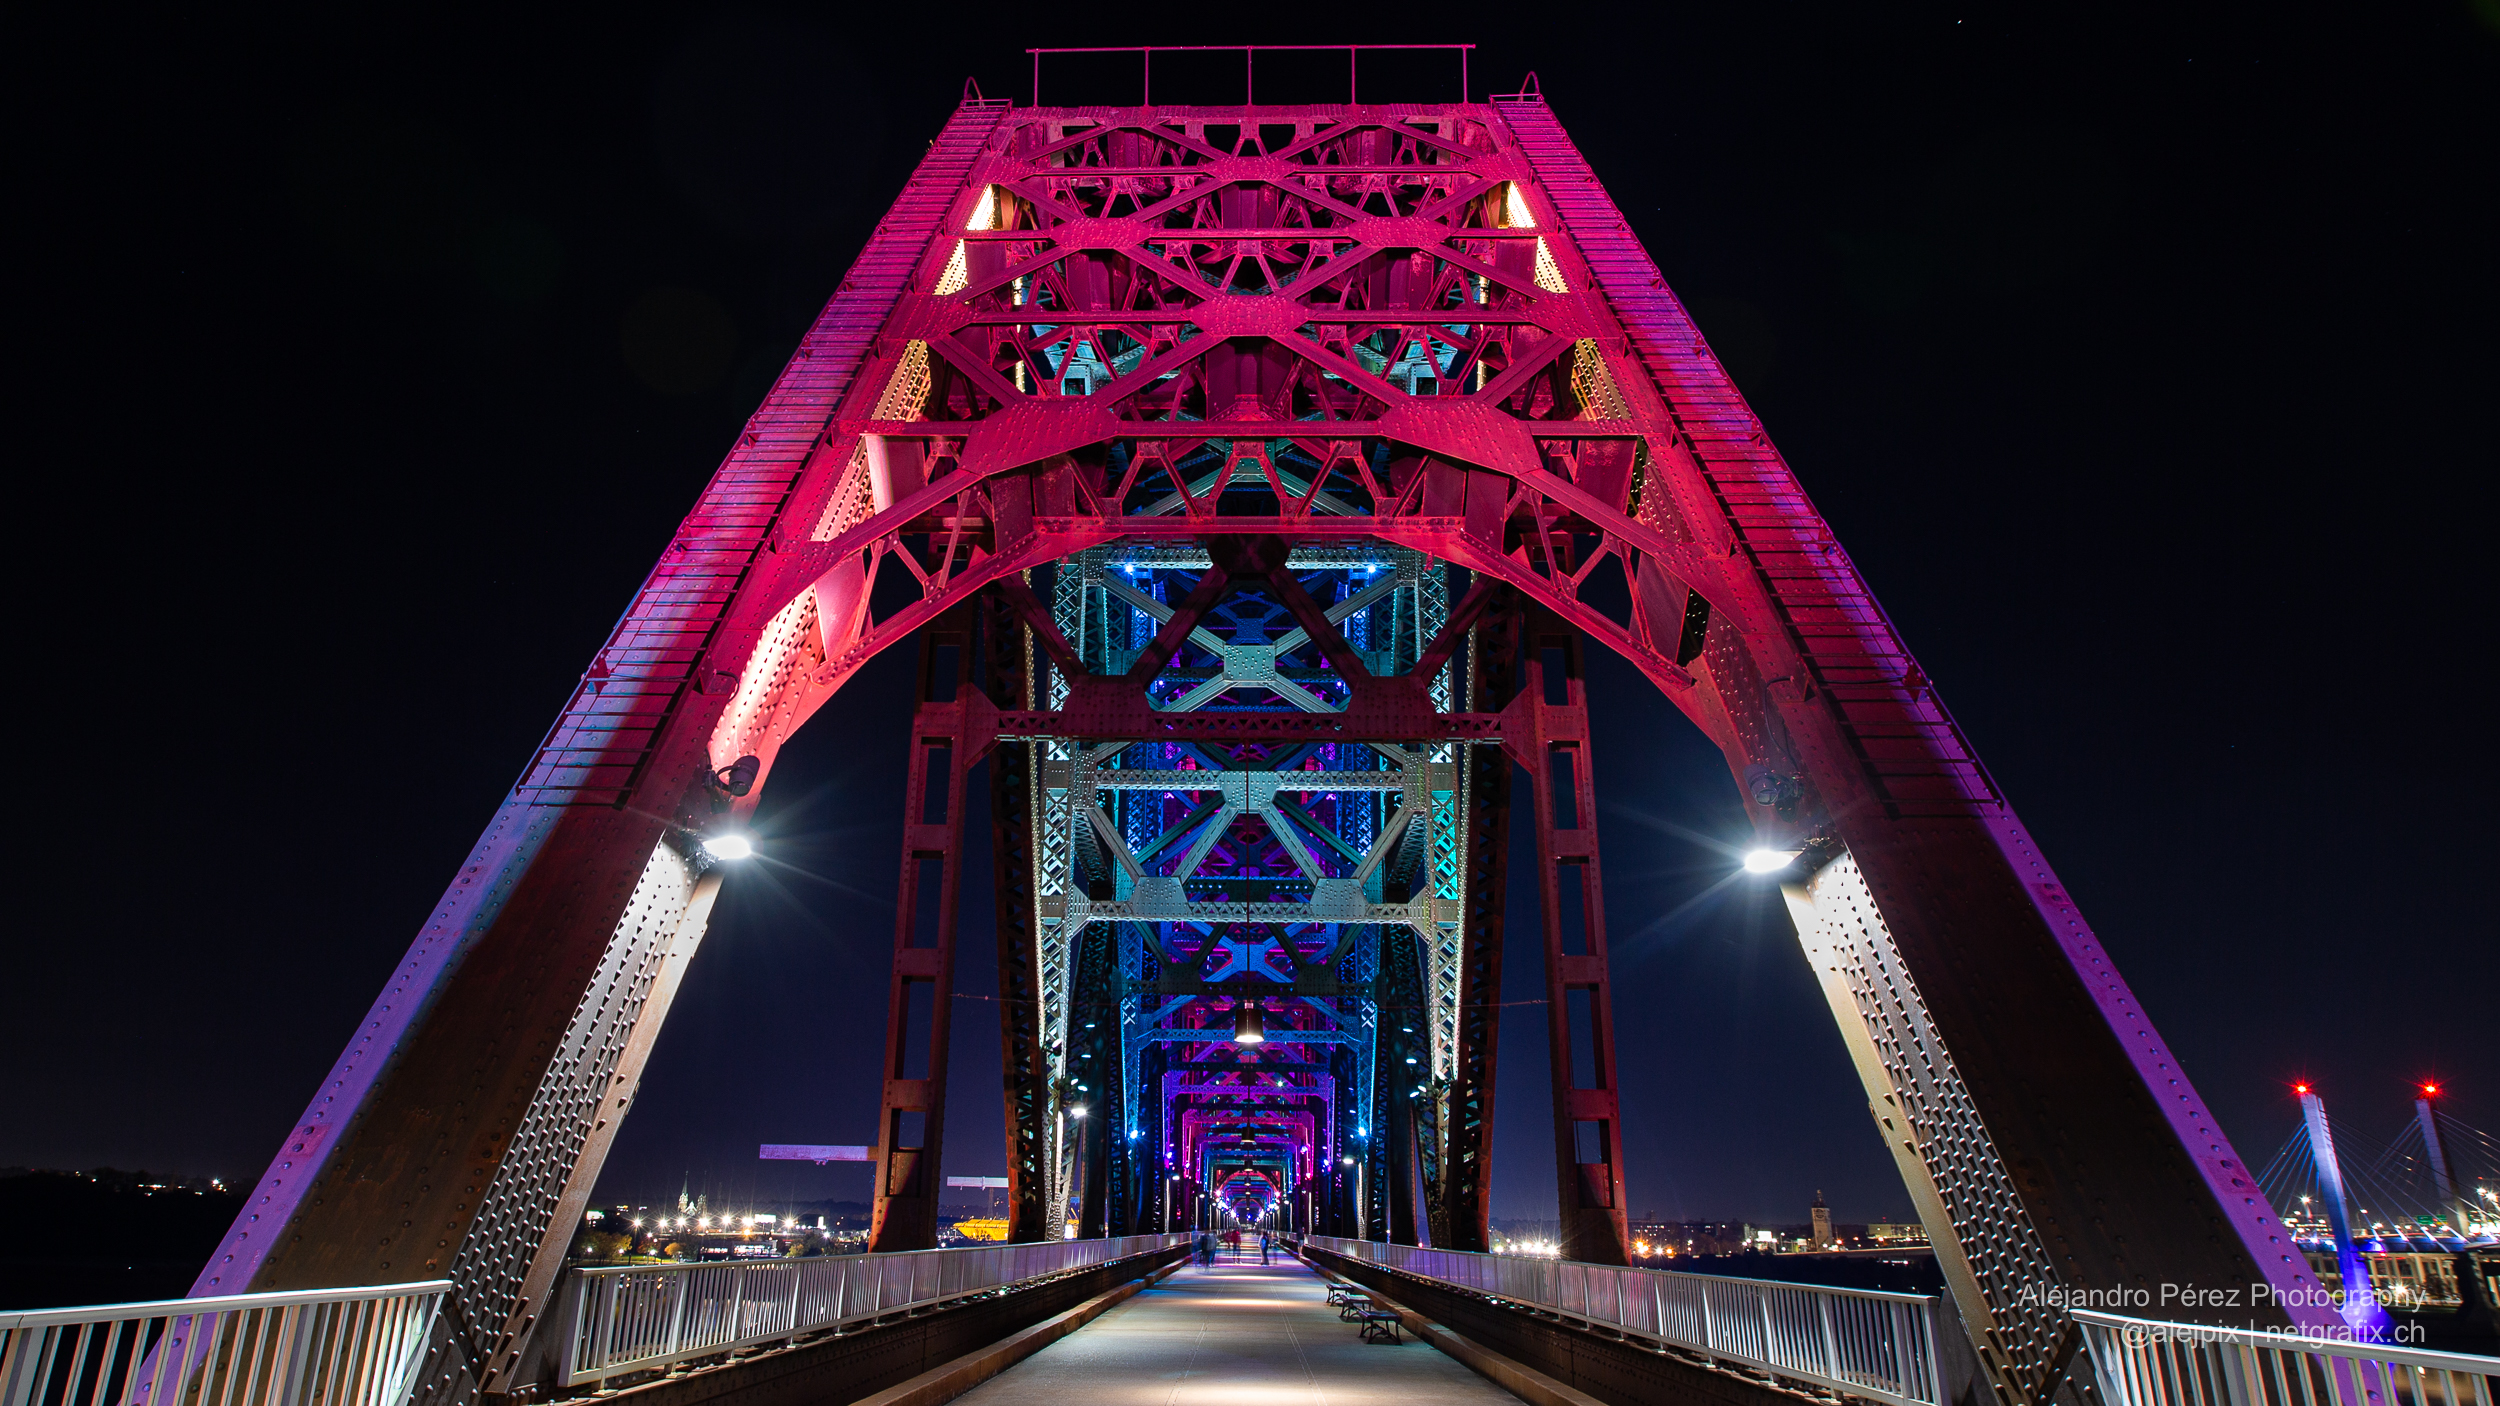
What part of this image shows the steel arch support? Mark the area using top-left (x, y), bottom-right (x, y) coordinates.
top-left (1490, 88), bottom-right (2338, 1376)
top-left (1500, 618), bottom-right (1631, 1266)
top-left (190, 97), bottom-right (1020, 1406)
top-left (198, 89), bottom-right (2336, 1406)
top-left (867, 609), bottom-right (989, 1252)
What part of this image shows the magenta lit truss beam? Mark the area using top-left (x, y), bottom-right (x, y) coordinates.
top-left (195, 85), bottom-right (2339, 1406)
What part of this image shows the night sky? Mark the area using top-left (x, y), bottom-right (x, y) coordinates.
top-left (10, 1), bottom-right (2494, 1233)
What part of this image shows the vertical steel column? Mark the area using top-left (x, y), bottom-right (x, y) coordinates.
top-left (1440, 592), bottom-right (1522, 1252)
top-left (1506, 615), bottom-right (1631, 1265)
top-left (985, 588), bottom-right (1055, 1244)
top-left (867, 608), bottom-right (979, 1252)
top-left (1071, 923), bottom-right (1119, 1239)
top-left (1374, 923), bottom-right (1428, 1246)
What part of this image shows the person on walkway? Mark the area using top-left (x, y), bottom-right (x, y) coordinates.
top-left (1259, 1231), bottom-right (1270, 1265)
top-left (1196, 1229), bottom-right (1213, 1266)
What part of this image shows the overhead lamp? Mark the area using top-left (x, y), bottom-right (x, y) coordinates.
top-left (703, 833), bottom-right (756, 861)
top-left (1233, 1001), bottom-right (1267, 1045)
top-left (1741, 848), bottom-right (1798, 874)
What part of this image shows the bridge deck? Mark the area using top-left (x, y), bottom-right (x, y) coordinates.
top-left (953, 1253), bottom-right (1523, 1406)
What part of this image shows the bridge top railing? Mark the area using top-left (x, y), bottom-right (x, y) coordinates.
top-left (0, 1280), bottom-right (450, 1406)
top-left (1295, 1234), bottom-right (1946, 1406)
top-left (561, 1233), bottom-right (1186, 1387)
top-left (1022, 44), bottom-right (1477, 107)
top-left (2075, 1309), bottom-right (2497, 1406)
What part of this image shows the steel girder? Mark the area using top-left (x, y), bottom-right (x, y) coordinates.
top-left (1506, 616), bottom-right (1630, 1264)
top-left (865, 611), bottom-right (983, 1252)
top-left (185, 98), bottom-right (1019, 1406)
top-left (1439, 590), bottom-right (1522, 1252)
top-left (984, 589), bottom-right (1056, 1245)
top-left (195, 88), bottom-right (2335, 1406)
top-left (1032, 544), bottom-right (1435, 1237)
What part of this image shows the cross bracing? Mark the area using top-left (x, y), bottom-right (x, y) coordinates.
top-left (1031, 540), bottom-right (1456, 1244)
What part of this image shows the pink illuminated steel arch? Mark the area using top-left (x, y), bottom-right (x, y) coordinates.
top-left (191, 78), bottom-right (2339, 1406)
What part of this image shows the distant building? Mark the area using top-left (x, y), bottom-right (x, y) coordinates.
top-left (1811, 1191), bottom-right (1833, 1250)
top-left (1625, 1220), bottom-right (1754, 1257)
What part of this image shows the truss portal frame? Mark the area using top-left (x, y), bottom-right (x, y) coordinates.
top-left (195, 85), bottom-right (2341, 1406)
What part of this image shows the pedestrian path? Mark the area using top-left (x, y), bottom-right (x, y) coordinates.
top-left (948, 1252), bottom-right (1524, 1406)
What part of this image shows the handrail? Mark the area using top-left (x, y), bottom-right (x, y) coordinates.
top-left (0, 1281), bottom-right (450, 1406)
top-left (1295, 1235), bottom-right (1945, 1406)
top-left (2074, 1308), bottom-right (2496, 1406)
top-left (1024, 44), bottom-right (1477, 108)
top-left (561, 1234), bottom-right (1187, 1386)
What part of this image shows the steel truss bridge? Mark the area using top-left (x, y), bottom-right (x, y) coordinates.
top-left (174, 65), bottom-right (2374, 1406)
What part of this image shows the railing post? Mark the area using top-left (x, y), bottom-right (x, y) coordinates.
top-left (559, 1275), bottom-right (594, 1386)
top-left (274, 1301), bottom-right (316, 1406)
top-left (663, 1265), bottom-right (691, 1362)
top-left (1816, 1287), bottom-right (1840, 1383)
top-left (1919, 1301), bottom-right (1944, 1406)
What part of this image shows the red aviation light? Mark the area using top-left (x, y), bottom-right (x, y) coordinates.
top-left (2292, 1082), bottom-right (2311, 1095)
top-left (2421, 1082), bottom-right (2440, 1097)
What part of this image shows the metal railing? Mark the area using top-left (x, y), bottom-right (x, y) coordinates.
top-left (1298, 1235), bottom-right (1945, 1406)
top-left (2076, 1309), bottom-right (2497, 1406)
top-left (1024, 44), bottom-right (1477, 107)
top-left (0, 1281), bottom-right (448, 1406)
top-left (561, 1234), bottom-right (1187, 1386)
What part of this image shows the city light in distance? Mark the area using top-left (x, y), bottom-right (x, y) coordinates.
top-left (702, 833), bottom-right (754, 861)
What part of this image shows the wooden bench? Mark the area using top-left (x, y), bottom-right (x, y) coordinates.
top-left (1354, 1308), bottom-right (1403, 1344)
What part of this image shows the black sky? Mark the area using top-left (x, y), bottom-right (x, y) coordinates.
top-left (8, 0), bottom-right (2495, 1230)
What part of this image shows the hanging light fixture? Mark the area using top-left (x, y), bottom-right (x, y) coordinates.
top-left (1233, 1000), bottom-right (1266, 1045)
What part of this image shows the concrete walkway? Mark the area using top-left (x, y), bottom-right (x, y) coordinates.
top-left (948, 1252), bottom-right (1524, 1406)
